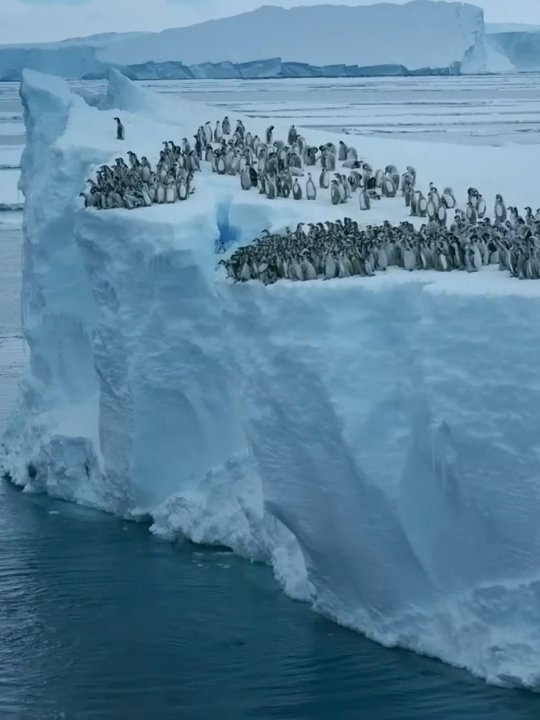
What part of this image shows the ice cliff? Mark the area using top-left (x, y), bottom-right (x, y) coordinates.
top-left (95, 1), bottom-right (505, 71)
top-left (4, 68), bottom-right (540, 691)
top-left (0, 1), bottom-right (513, 79)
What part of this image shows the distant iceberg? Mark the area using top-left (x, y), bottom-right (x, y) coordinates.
top-left (0, 1), bottom-right (514, 79)
top-left (5, 68), bottom-right (540, 691)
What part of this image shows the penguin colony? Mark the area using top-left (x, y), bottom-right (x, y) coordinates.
top-left (80, 121), bottom-right (199, 209)
top-left (221, 210), bottom-right (540, 283)
top-left (206, 117), bottom-right (395, 210)
top-left (80, 114), bottom-right (408, 211)
top-left (80, 114), bottom-right (540, 283)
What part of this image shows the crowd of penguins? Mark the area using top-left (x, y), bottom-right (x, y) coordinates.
top-left (80, 115), bottom-right (540, 282)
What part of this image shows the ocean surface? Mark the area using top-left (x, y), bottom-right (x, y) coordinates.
top-left (1, 76), bottom-right (540, 718)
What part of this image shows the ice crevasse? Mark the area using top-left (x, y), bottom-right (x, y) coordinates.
top-left (4, 68), bottom-right (540, 690)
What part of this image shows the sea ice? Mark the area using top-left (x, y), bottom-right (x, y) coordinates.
top-left (0, 145), bottom-right (22, 170)
top-left (4, 68), bottom-right (540, 691)
top-left (0, 122), bottom-right (25, 137)
top-left (0, 168), bottom-right (23, 206)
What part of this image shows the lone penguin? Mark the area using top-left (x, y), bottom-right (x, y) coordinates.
top-left (114, 117), bottom-right (125, 141)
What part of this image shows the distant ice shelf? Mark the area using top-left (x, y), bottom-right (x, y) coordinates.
top-left (0, 1), bottom-right (514, 80)
top-left (3, 68), bottom-right (540, 692)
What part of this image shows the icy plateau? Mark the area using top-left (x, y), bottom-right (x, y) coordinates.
top-left (3, 68), bottom-right (540, 692)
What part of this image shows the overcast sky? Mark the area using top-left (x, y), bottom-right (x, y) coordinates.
top-left (0, 0), bottom-right (538, 45)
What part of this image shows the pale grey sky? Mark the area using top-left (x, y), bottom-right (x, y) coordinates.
top-left (0, 0), bottom-right (537, 45)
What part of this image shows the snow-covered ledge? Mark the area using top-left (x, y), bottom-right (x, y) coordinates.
top-left (4, 68), bottom-right (540, 690)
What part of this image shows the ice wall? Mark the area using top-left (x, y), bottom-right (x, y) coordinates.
top-left (224, 275), bottom-right (540, 688)
top-left (4, 69), bottom-right (540, 691)
top-left (3, 68), bottom-right (303, 590)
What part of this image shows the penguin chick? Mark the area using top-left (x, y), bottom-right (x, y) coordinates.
top-left (113, 116), bottom-right (125, 141)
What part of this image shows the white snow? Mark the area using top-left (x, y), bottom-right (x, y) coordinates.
top-left (4, 67), bottom-right (540, 691)
top-left (97, 1), bottom-right (504, 72)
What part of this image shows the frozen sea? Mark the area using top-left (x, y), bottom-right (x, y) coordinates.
top-left (2, 75), bottom-right (540, 717)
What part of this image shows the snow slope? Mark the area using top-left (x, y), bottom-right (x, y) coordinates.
top-left (5, 68), bottom-right (540, 690)
top-left (97, 1), bottom-right (503, 71)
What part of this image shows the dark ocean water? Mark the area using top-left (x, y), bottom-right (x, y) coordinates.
top-left (2, 481), bottom-right (540, 720)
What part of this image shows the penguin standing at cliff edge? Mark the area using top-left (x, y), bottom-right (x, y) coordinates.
top-left (114, 117), bottom-right (125, 141)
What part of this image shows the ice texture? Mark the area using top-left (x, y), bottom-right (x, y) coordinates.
top-left (4, 68), bottom-right (540, 691)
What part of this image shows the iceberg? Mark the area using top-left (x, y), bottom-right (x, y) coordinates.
top-left (4, 68), bottom-right (540, 691)
top-left (0, 1), bottom-right (514, 79)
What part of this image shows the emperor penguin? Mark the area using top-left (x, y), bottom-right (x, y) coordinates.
top-left (306, 173), bottom-right (317, 200)
top-left (248, 164), bottom-right (258, 187)
top-left (266, 176), bottom-right (277, 199)
top-left (319, 168), bottom-right (330, 189)
top-left (216, 155), bottom-right (226, 175)
top-left (406, 165), bottom-right (417, 186)
top-left (467, 187), bottom-right (479, 209)
top-left (222, 116), bottom-right (231, 135)
top-left (292, 178), bottom-right (302, 200)
top-left (437, 203), bottom-right (447, 226)
top-left (324, 151), bottom-right (336, 171)
top-left (330, 179), bottom-right (341, 205)
top-left (494, 194), bottom-right (507, 223)
top-left (441, 187), bottom-right (456, 209)
top-left (359, 188), bottom-right (370, 211)
top-left (177, 178), bottom-right (188, 201)
top-left (338, 141), bottom-right (348, 162)
top-left (416, 191), bottom-right (427, 217)
top-left (156, 182), bottom-right (166, 204)
top-left (409, 189), bottom-right (418, 216)
top-left (426, 193), bottom-right (437, 220)
top-left (214, 121), bottom-right (223, 143)
top-left (113, 117), bottom-right (125, 140)
top-left (204, 122), bottom-right (213, 144)
top-left (403, 183), bottom-right (412, 207)
top-left (266, 125), bottom-right (275, 144)
top-left (165, 179), bottom-right (176, 203)
top-left (288, 125), bottom-right (298, 146)
top-left (476, 193), bottom-right (487, 218)
top-left (240, 168), bottom-right (251, 190)
top-left (382, 176), bottom-right (397, 198)
top-left (465, 201), bottom-right (477, 225)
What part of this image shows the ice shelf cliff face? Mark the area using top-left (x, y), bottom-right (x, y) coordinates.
top-left (4, 69), bottom-right (540, 691)
top-left (0, 1), bottom-right (513, 79)
top-left (96, 1), bottom-right (508, 72)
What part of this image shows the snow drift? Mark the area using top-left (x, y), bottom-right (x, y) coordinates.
top-left (4, 68), bottom-right (540, 691)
